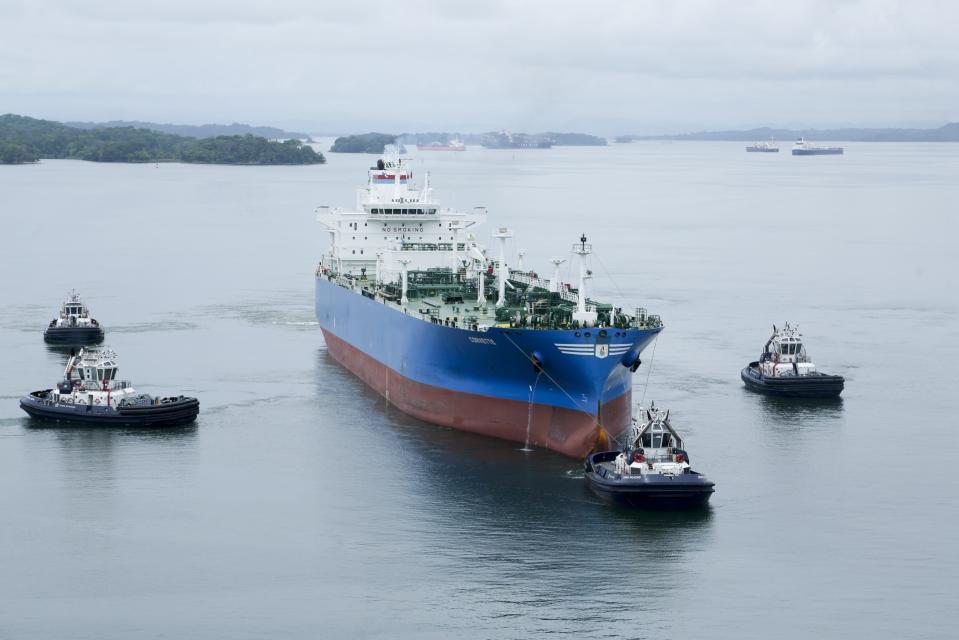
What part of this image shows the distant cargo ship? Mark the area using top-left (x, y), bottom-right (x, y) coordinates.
top-left (482, 131), bottom-right (552, 149)
top-left (792, 138), bottom-right (843, 155)
top-left (314, 146), bottom-right (663, 457)
top-left (417, 139), bottom-right (466, 152)
top-left (746, 138), bottom-right (779, 153)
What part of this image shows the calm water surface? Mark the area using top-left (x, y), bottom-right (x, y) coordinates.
top-left (1, 142), bottom-right (957, 639)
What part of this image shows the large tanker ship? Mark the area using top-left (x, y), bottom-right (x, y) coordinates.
top-left (314, 148), bottom-right (663, 457)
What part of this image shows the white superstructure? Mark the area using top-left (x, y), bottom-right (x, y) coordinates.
top-left (758, 323), bottom-right (818, 377)
top-left (50, 347), bottom-right (141, 408)
top-left (316, 145), bottom-right (487, 286)
top-left (613, 404), bottom-right (690, 477)
top-left (50, 291), bottom-right (99, 329)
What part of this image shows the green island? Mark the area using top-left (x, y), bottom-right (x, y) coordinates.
top-left (329, 132), bottom-right (397, 153)
top-left (0, 114), bottom-right (325, 165)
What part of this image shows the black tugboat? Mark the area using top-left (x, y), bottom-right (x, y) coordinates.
top-left (43, 292), bottom-right (104, 345)
top-left (20, 347), bottom-right (199, 427)
top-left (741, 324), bottom-right (844, 398)
top-left (585, 404), bottom-right (714, 509)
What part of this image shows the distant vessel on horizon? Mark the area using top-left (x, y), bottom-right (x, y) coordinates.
top-left (792, 138), bottom-right (843, 156)
top-left (417, 139), bottom-right (467, 152)
top-left (481, 131), bottom-right (552, 149)
top-left (746, 138), bottom-right (779, 153)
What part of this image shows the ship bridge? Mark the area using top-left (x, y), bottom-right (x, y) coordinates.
top-left (317, 145), bottom-right (486, 283)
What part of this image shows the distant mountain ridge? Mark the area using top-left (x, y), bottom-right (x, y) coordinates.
top-left (65, 120), bottom-right (312, 141)
top-left (619, 123), bottom-right (959, 142)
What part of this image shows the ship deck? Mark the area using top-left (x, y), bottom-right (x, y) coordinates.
top-left (318, 267), bottom-right (662, 333)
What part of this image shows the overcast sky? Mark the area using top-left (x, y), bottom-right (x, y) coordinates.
top-left (1, 0), bottom-right (956, 134)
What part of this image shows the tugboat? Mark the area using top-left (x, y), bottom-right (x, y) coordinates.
top-left (792, 138), bottom-right (843, 156)
top-left (584, 405), bottom-right (714, 509)
top-left (746, 137), bottom-right (779, 152)
top-left (741, 324), bottom-right (844, 398)
top-left (43, 291), bottom-right (104, 345)
top-left (20, 347), bottom-right (199, 427)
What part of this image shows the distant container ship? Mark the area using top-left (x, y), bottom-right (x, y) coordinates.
top-left (481, 131), bottom-right (552, 149)
top-left (314, 146), bottom-right (663, 457)
top-left (416, 139), bottom-right (466, 152)
top-left (746, 138), bottom-right (779, 153)
top-left (792, 138), bottom-right (843, 155)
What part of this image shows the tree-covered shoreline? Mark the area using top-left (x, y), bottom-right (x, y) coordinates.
top-left (0, 114), bottom-right (325, 165)
top-left (65, 119), bottom-right (313, 141)
top-left (329, 133), bottom-right (397, 153)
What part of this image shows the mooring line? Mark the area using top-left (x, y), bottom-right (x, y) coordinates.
top-left (639, 333), bottom-right (659, 408)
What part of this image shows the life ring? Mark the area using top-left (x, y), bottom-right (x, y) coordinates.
top-left (78, 399), bottom-right (86, 405)
top-left (633, 451), bottom-right (645, 463)
top-left (94, 397), bottom-right (101, 405)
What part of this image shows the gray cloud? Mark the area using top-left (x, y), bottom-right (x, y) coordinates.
top-left (1, 0), bottom-right (956, 133)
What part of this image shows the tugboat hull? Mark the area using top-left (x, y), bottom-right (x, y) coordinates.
top-left (20, 392), bottom-right (199, 427)
top-left (792, 148), bottom-right (843, 155)
top-left (584, 452), bottom-right (714, 510)
top-left (741, 363), bottom-right (844, 398)
top-left (43, 326), bottom-right (104, 345)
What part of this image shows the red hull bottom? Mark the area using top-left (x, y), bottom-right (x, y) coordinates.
top-left (323, 330), bottom-right (630, 458)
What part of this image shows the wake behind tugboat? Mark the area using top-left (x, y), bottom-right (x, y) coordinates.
top-left (20, 347), bottom-right (199, 427)
top-left (584, 404), bottom-right (714, 509)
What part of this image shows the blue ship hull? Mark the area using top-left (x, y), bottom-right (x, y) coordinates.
top-left (315, 276), bottom-right (662, 457)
